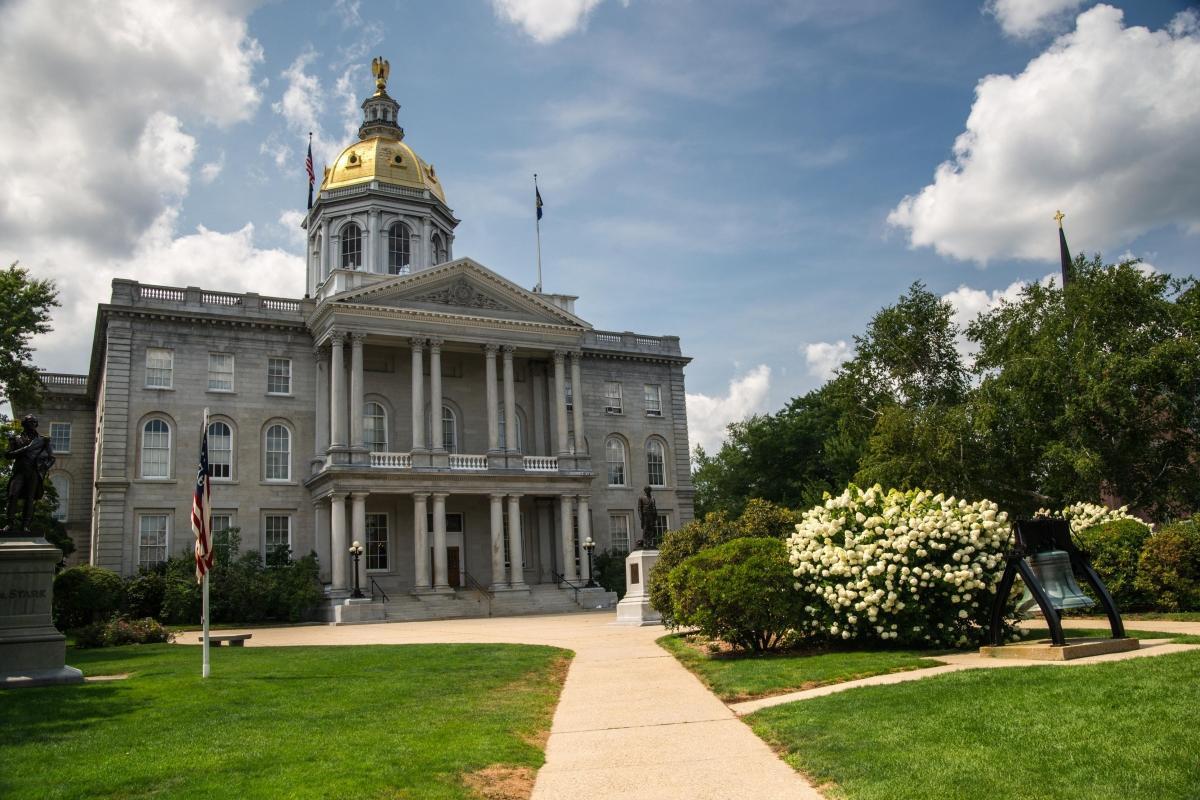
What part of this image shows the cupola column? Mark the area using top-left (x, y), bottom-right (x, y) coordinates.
top-left (367, 210), bottom-right (380, 273)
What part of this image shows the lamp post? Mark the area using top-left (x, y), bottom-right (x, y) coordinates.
top-left (349, 541), bottom-right (364, 599)
top-left (582, 536), bottom-right (597, 588)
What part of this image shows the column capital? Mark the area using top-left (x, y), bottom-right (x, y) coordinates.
top-left (411, 491), bottom-right (430, 501)
top-left (431, 491), bottom-right (450, 500)
top-left (489, 492), bottom-right (506, 501)
top-left (349, 491), bottom-right (369, 500)
top-left (553, 349), bottom-right (568, 363)
top-left (483, 343), bottom-right (500, 356)
top-left (330, 491), bottom-right (348, 502)
top-left (569, 350), bottom-right (583, 363)
top-left (350, 331), bottom-right (366, 344)
top-left (428, 337), bottom-right (444, 351)
top-left (329, 330), bottom-right (345, 346)
top-left (409, 336), bottom-right (425, 350)
top-left (575, 494), bottom-right (590, 503)
top-left (501, 344), bottom-right (516, 356)
top-left (313, 343), bottom-right (329, 361)
top-left (507, 493), bottom-right (525, 500)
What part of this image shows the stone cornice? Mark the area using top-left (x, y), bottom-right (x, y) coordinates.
top-left (100, 304), bottom-right (309, 335)
top-left (581, 348), bottom-right (692, 366)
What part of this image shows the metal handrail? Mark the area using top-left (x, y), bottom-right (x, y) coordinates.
top-left (552, 571), bottom-right (582, 604)
top-left (462, 571), bottom-right (493, 617)
top-left (368, 578), bottom-right (390, 603)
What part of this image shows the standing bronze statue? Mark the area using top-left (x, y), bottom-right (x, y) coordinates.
top-left (636, 485), bottom-right (659, 549)
top-left (3, 415), bottom-right (54, 535)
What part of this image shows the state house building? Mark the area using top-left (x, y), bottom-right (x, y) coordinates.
top-left (32, 66), bottom-right (694, 619)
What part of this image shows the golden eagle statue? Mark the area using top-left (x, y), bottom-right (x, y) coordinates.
top-left (372, 57), bottom-right (390, 93)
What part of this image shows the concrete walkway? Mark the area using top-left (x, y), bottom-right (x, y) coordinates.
top-left (186, 612), bottom-right (824, 800)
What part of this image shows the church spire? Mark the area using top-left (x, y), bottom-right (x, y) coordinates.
top-left (1055, 210), bottom-right (1072, 288)
top-left (358, 56), bottom-right (404, 141)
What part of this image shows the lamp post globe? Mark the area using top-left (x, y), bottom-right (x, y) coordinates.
top-left (349, 541), bottom-right (365, 599)
top-left (582, 536), bottom-right (597, 588)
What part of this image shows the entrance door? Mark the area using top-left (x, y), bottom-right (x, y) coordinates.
top-left (427, 512), bottom-right (466, 588)
top-left (447, 547), bottom-right (461, 588)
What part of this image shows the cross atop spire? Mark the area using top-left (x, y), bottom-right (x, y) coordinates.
top-left (1054, 209), bottom-right (1066, 229)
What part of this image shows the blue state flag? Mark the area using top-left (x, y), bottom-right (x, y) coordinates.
top-left (536, 186), bottom-right (543, 221)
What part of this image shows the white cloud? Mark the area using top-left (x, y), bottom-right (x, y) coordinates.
top-left (940, 273), bottom-right (1057, 363)
top-left (985, 0), bottom-right (1085, 38)
top-left (889, 5), bottom-right (1200, 264)
top-left (804, 341), bottom-right (852, 381)
top-left (685, 365), bottom-right (771, 454)
top-left (199, 152), bottom-right (226, 185)
top-left (0, 0), bottom-right (284, 373)
top-left (491, 0), bottom-right (614, 43)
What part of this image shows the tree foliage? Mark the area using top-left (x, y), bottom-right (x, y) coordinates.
top-left (0, 262), bottom-right (59, 410)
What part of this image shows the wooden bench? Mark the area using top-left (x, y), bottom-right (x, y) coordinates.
top-left (196, 633), bottom-right (252, 647)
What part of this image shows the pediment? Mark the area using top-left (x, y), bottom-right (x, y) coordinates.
top-left (331, 258), bottom-right (590, 329)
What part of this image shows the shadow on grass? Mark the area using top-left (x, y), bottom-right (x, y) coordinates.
top-left (0, 682), bottom-right (141, 743)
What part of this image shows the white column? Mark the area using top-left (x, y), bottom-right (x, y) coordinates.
top-left (329, 332), bottom-right (346, 447)
top-left (367, 209), bottom-right (379, 273)
top-left (576, 495), bottom-right (591, 584)
top-left (314, 499), bottom-right (331, 584)
top-left (502, 345), bottom-right (516, 452)
top-left (410, 338), bottom-right (425, 451)
top-left (570, 351), bottom-right (585, 454)
top-left (420, 218), bottom-right (431, 267)
top-left (429, 338), bottom-right (444, 452)
top-left (553, 350), bottom-right (569, 457)
top-left (350, 332), bottom-right (364, 449)
top-left (412, 493), bottom-right (430, 590)
top-left (484, 344), bottom-right (500, 452)
top-left (508, 494), bottom-right (526, 589)
top-left (314, 345), bottom-right (329, 455)
top-left (330, 492), bottom-right (348, 591)
top-left (320, 219), bottom-right (329, 280)
top-left (432, 492), bottom-right (449, 589)
top-left (490, 493), bottom-right (507, 589)
top-left (559, 494), bottom-right (577, 582)
top-left (351, 492), bottom-right (367, 592)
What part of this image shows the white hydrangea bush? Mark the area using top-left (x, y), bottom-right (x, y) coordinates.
top-left (1034, 502), bottom-right (1145, 533)
top-left (788, 484), bottom-right (1018, 648)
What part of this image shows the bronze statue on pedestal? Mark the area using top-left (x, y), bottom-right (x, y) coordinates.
top-left (3, 415), bottom-right (54, 535)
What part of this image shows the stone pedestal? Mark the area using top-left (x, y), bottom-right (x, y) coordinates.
top-left (0, 537), bottom-right (83, 688)
top-left (615, 549), bottom-right (662, 626)
top-left (980, 636), bottom-right (1140, 661)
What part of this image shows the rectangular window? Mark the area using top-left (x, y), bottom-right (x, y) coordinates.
top-left (207, 353), bottom-right (235, 392)
top-left (138, 514), bottom-right (169, 568)
top-left (502, 512), bottom-right (528, 568)
top-left (366, 513), bottom-right (389, 571)
top-left (644, 384), bottom-right (662, 416)
top-left (603, 381), bottom-right (622, 414)
top-left (426, 512), bottom-right (465, 534)
top-left (267, 358), bottom-right (292, 395)
top-left (653, 513), bottom-right (671, 543)
top-left (609, 514), bottom-right (630, 553)
top-left (49, 422), bottom-right (71, 454)
top-left (211, 514), bottom-right (235, 562)
top-left (264, 515), bottom-right (291, 566)
top-left (145, 347), bottom-right (173, 389)
top-left (565, 379), bottom-right (573, 412)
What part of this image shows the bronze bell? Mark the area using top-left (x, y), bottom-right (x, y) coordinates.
top-left (1016, 549), bottom-right (1095, 618)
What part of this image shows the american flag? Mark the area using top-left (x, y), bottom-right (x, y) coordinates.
top-left (192, 420), bottom-right (213, 584)
top-left (306, 135), bottom-right (315, 210)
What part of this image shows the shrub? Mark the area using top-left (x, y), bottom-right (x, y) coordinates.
top-left (1136, 518), bottom-right (1200, 611)
top-left (593, 549), bottom-right (628, 598)
top-left (159, 548), bottom-right (323, 625)
top-left (1035, 502), bottom-right (1142, 533)
top-left (74, 617), bottom-right (174, 648)
top-left (1075, 518), bottom-right (1153, 610)
top-left (53, 564), bottom-right (124, 631)
top-left (668, 538), bottom-right (810, 653)
top-left (122, 569), bottom-right (167, 619)
top-left (266, 553), bottom-right (324, 622)
top-left (650, 500), bottom-right (800, 623)
top-left (789, 484), bottom-right (1015, 649)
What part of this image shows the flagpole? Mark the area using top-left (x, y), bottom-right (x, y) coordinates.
top-left (534, 173), bottom-right (543, 293)
top-left (201, 407), bottom-right (210, 679)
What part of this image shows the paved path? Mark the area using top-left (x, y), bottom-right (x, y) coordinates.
top-left (186, 613), bottom-right (823, 800)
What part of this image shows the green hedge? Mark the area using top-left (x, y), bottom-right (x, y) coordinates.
top-left (1076, 519), bottom-right (1153, 610)
top-left (667, 537), bottom-right (810, 653)
top-left (1136, 518), bottom-right (1200, 611)
top-left (74, 617), bottom-right (174, 648)
top-left (52, 565), bottom-right (123, 630)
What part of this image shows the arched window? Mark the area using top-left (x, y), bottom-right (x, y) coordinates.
top-left (646, 439), bottom-right (666, 487)
top-left (431, 232), bottom-right (446, 264)
top-left (497, 407), bottom-right (525, 453)
top-left (208, 421), bottom-right (233, 480)
top-left (606, 437), bottom-right (626, 486)
top-left (364, 402), bottom-right (387, 452)
top-left (265, 424), bottom-right (291, 481)
top-left (388, 222), bottom-right (411, 274)
top-left (442, 406), bottom-right (457, 454)
top-left (340, 222), bottom-right (362, 269)
top-left (141, 419), bottom-right (171, 478)
top-left (49, 474), bottom-right (69, 521)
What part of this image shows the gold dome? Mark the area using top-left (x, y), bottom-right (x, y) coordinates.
top-left (320, 135), bottom-right (447, 205)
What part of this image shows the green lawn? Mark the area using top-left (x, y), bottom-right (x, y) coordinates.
top-left (658, 634), bottom-right (945, 702)
top-left (1118, 612), bottom-right (1200, 622)
top-left (748, 650), bottom-right (1200, 800)
top-left (1028, 627), bottom-right (1200, 645)
top-left (0, 643), bottom-right (570, 800)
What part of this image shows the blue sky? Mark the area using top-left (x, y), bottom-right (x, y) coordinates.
top-left (2, 0), bottom-right (1197, 451)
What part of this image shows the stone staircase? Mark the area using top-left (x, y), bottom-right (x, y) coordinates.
top-left (323, 583), bottom-right (617, 625)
